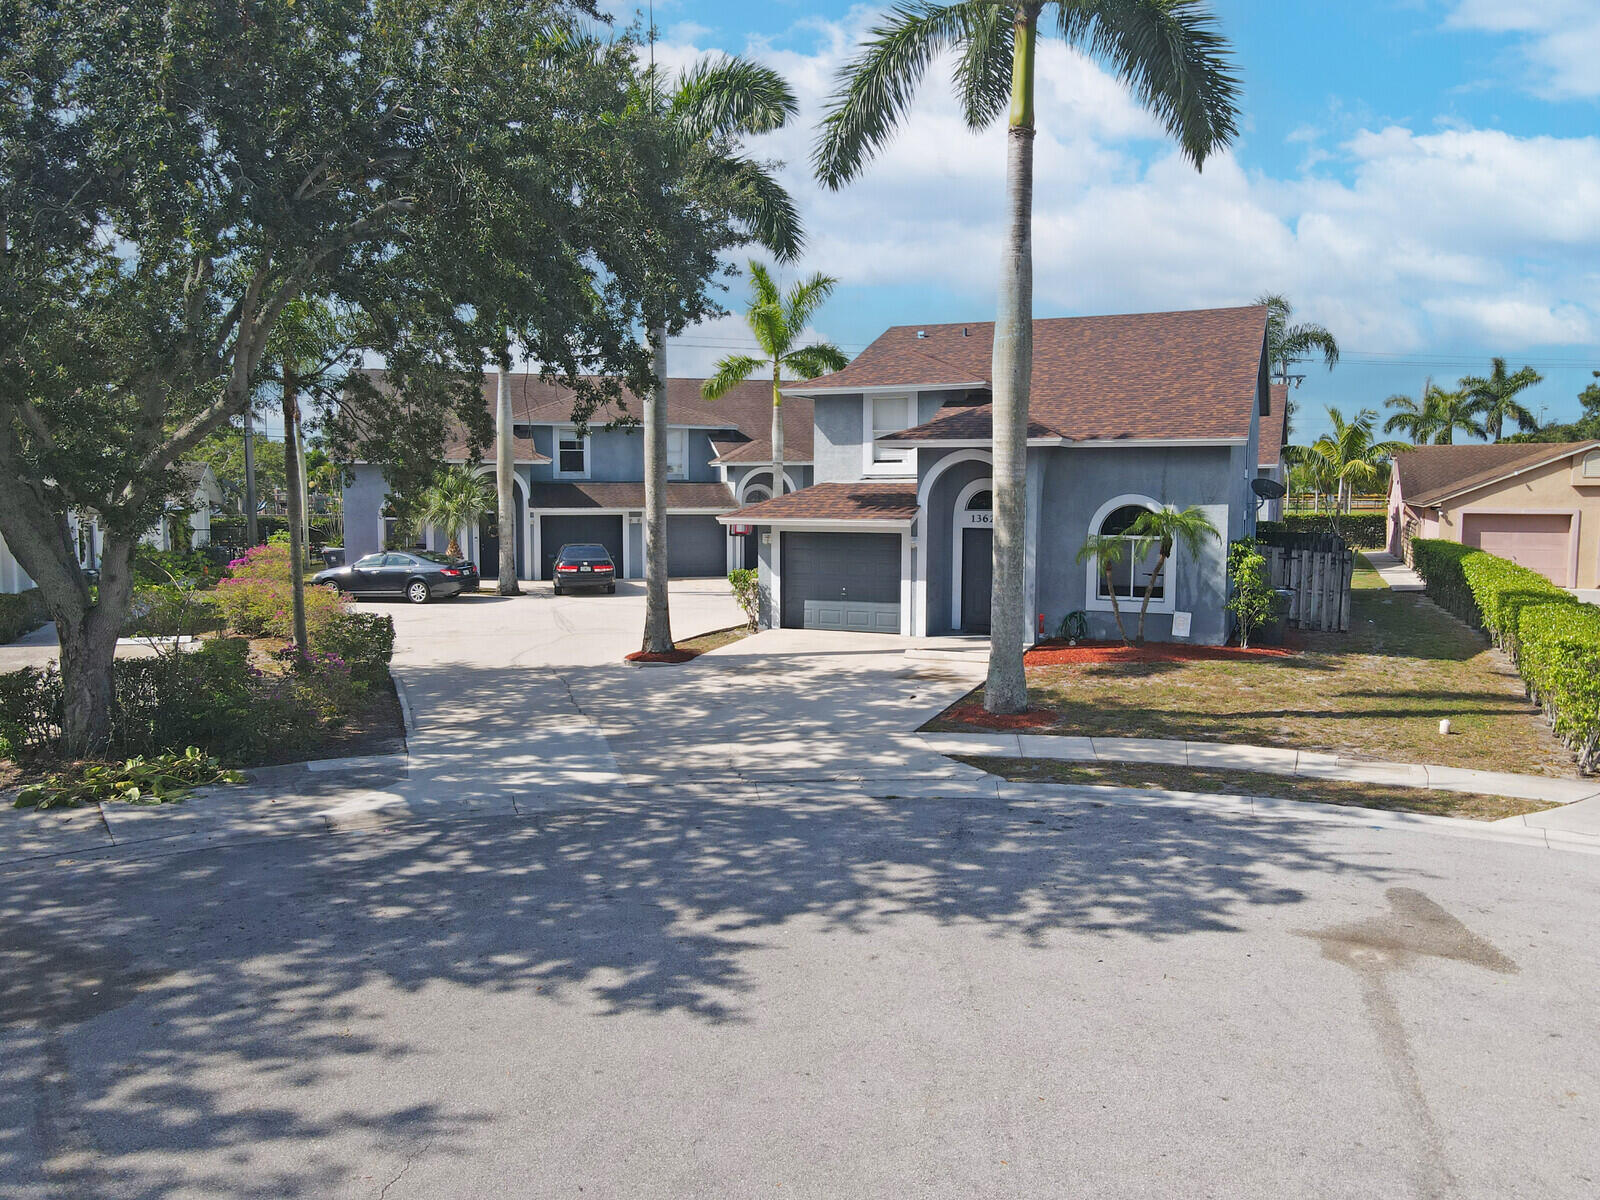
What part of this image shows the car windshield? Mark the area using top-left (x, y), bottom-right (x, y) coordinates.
top-left (558, 545), bottom-right (611, 561)
top-left (411, 551), bottom-right (458, 564)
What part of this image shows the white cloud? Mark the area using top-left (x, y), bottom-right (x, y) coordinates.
top-left (647, 13), bottom-right (1600, 362)
top-left (1446, 0), bottom-right (1600, 100)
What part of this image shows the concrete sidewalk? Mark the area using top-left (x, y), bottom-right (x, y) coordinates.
top-left (917, 729), bottom-right (1600, 809)
top-left (1363, 549), bottom-right (1425, 591)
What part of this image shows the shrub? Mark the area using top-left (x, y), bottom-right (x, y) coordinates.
top-left (1260, 512), bottom-right (1386, 548)
top-left (214, 539), bottom-right (348, 640)
top-left (0, 666), bottom-right (60, 757)
top-left (316, 611), bottom-right (395, 685)
top-left (0, 588), bottom-right (47, 644)
top-left (728, 568), bottom-right (760, 632)
top-left (1226, 540), bottom-right (1276, 649)
top-left (134, 547), bottom-right (227, 590)
top-left (123, 585), bottom-right (223, 638)
top-left (1410, 537), bottom-right (1600, 772)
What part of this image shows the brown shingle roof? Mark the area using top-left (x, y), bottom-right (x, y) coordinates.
top-left (527, 481), bottom-right (734, 511)
top-left (796, 306), bottom-right (1267, 444)
top-left (443, 435), bottom-right (549, 465)
top-left (1259, 383), bottom-right (1289, 468)
top-left (721, 480), bottom-right (918, 525)
top-left (1394, 441), bottom-right (1600, 508)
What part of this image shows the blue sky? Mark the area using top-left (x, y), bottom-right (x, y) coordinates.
top-left (621, 0), bottom-right (1600, 441)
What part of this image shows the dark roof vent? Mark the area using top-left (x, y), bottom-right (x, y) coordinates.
top-left (962, 327), bottom-right (969, 337)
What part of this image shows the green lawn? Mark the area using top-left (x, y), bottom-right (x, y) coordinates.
top-left (927, 556), bottom-right (1577, 778)
top-left (957, 756), bottom-right (1559, 822)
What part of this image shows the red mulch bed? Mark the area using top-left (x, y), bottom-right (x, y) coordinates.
top-left (941, 703), bottom-right (1058, 730)
top-left (1024, 639), bottom-right (1296, 666)
top-left (624, 649), bottom-right (698, 664)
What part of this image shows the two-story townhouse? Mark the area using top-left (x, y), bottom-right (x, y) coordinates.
top-left (339, 373), bottom-right (814, 582)
top-left (718, 305), bottom-right (1271, 646)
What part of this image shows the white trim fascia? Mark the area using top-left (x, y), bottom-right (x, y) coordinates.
top-left (900, 527), bottom-right (915, 636)
top-left (735, 468), bottom-right (801, 501)
top-left (537, 506), bottom-right (731, 516)
top-left (1416, 442), bottom-right (1600, 508)
top-left (876, 436), bottom-right (1249, 449)
top-left (863, 392), bottom-right (918, 476)
top-left (552, 427), bottom-right (592, 480)
top-left (717, 516), bottom-right (913, 531)
top-left (916, 447), bottom-right (994, 510)
top-left (712, 456), bottom-right (816, 467)
top-left (780, 381), bottom-right (987, 398)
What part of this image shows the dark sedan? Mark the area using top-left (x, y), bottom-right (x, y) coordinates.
top-left (552, 543), bottom-right (616, 595)
top-left (313, 550), bottom-right (479, 604)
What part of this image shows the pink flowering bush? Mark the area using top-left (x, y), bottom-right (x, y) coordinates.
top-left (215, 539), bottom-right (348, 640)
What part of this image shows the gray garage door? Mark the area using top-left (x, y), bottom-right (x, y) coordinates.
top-left (541, 514), bottom-right (624, 580)
top-left (781, 531), bottom-right (901, 633)
top-left (667, 515), bottom-right (728, 577)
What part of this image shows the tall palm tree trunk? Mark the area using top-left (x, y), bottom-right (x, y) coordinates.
top-left (984, 3), bottom-right (1039, 716)
top-left (642, 322), bottom-right (674, 652)
top-left (283, 367), bottom-right (311, 659)
top-left (1104, 564), bottom-right (1129, 645)
top-left (496, 362), bottom-right (520, 594)
top-left (770, 361), bottom-right (785, 497)
top-left (1135, 551), bottom-right (1170, 644)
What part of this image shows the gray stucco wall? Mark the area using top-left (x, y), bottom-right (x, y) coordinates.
top-left (342, 465), bottom-right (389, 560)
top-left (529, 424), bottom-right (737, 484)
top-left (812, 390), bottom-right (951, 484)
top-left (1032, 445), bottom-right (1239, 645)
top-left (727, 462), bottom-right (813, 500)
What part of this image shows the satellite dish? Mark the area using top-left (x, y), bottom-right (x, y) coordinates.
top-left (1251, 477), bottom-right (1287, 500)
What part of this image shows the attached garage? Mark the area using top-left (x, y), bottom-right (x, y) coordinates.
top-left (666, 515), bottom-right (728, 577)
top-left (1461, 512), bottom-right (1573, 585)
top-left (781, 531), bottom-right (901, 633)
top-left (541, 514), bottom-right (624, 581)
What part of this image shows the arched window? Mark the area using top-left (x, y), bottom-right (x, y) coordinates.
top-left (966, 490), bottom-right (992, 511)
top-left (1095, 503), bottom-right (1162, 602)
top-left (1583, 450), bottom-right (1600, 479)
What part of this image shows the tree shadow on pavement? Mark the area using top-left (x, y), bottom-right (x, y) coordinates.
top-left (0, 781), bottom-right (1398, 1197)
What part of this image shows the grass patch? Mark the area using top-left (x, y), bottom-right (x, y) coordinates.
top-left (927, 556), bottom-right (1577, 778)
top-left (957, 755), bottom-right (1559, 822)
top-left (677, 625), bottom-right (751, 655)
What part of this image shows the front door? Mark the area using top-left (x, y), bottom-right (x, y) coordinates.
top-left (961, 527), bottom-right (992, 633)
top-left (478, 513), bottom-right (499, 580)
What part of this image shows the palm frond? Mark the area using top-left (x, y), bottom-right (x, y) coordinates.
top-left (814, 1), bottom-right (1000, 189)
top-left (708, 155), bottom-right (803, 262)
top-left (1282, 322), bottom-right (1339, 369)
top-left (747, 261), bottom-right (783, 310)
top-left (701, 354), bottom-right (765, 401)
top-left (782, 343), bottom-right (850, 382)
top-left (1062, 0), bottom-right (1242, 169)
top-left (671, 56), bottom-right (799, 142)
top-left (952, 3), bottom-right (1014, 130)
top-left (784, 272), bottom-right (839, 334)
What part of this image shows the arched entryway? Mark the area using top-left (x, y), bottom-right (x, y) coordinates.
top-left (736, 482), bottom-right (771, 569)
top-left (952, 480), bottom-right (993, 633)
top-left (472, 472), bottom-right (527, 580)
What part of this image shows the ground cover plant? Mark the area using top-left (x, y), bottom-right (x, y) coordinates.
top-left (15, 748), bottom-right (243, 810)
top-left (956, 756), bottom-right (1557, 822)
top-left (926, 557), bottom-right (1576, 776)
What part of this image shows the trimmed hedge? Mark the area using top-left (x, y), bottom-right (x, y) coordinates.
top-left (0, 589), bottom-right (47, 645)
top-left (1260, 512), bottom-right (1386, 548)
top-left (1409, 537), bottom-right (1600, 772)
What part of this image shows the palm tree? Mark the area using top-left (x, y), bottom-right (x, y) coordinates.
top-left (1385, 379), bottom-right (1487, 445)
top-left (1287, 407), bottom-right (1406, 529)
top-left (815, 2), bottom-right (1239, 714)
top-left (1126, 505), bottom-right (1219, 643)
top-left (1074, 534), bottom-right (1134, 645)
top-left (638, 57), bottom-right (802, 655)
top-left (1258, 293), bottom-right (1338, 437)
top-left (702, 263), bottom-right (849, 493)
top-left (414, 467), bottom-right (494, 560)
top-left (1461, 357), bottom-right (1543, 442)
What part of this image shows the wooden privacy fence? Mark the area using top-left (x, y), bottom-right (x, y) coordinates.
top-left (1257, 532), bottom-right (1355, 633)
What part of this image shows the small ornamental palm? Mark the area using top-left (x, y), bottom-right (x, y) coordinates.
top-left (413, 467), bottom-right (494, 560)
top-left (1287, 407), bottom-right (1407, 531)
top-left (816, 0), bottom-right (1240, 715)
top-left (702, 262), bottom-right (850, 496)
top-left (1126, 505), bottom-right (1219, 643)
top-left (1075, 534), bottom-right (1134, 645)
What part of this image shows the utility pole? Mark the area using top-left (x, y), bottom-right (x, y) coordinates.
top-left (242, 408), bottom-right (259, 545)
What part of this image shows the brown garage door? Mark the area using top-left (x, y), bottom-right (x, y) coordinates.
top-left (1460, 513), bottom-right (1572, 585)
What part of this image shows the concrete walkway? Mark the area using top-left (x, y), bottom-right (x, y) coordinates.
top-left (916, 729), bottom-right (1600, 807)
top-left (1362, 548), bottom-right (1425, 591)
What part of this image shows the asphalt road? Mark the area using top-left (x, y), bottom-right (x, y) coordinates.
top-left (1, 583), bottom-right (1596, 1198)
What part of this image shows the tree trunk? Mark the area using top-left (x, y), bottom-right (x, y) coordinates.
top-left (1104, 564), bottom-right (1129, 645)
top-left (496, 362), bottom-right (520, 595)
top-left (242, 408), bottom-right (259, 545)
top-left (983, 4), bottom-right (1039, 716)
top-left (641, 322), bottom-right (674, 653)
top-left (282, 369), bottom-right (311, 660)
top-left (447, 534), bottom-right (462, 559)
top-left (1135, 552), bottom-right (1169, 644)
top-left (57, 537), bottom-right (136, 757)
top-left (771, 360), bottom-right (785, 497)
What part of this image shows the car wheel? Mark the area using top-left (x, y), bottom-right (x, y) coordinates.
top-left (606, 584), bottom-right (616, 594)
top-left (553, 585), bottom-right (563, 596)
top-left (407, 580), bottom-right (430, 605)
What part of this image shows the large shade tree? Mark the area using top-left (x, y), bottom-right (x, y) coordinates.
top-left (0, 0), bottom-right (697, 754)
top-left (702, 263), bottom-right (849, 497)
top-left (815, 0), bottom-right (1240, 713)
top-left (633, 57), bottom-right (805, 656)
top-left (1461, 357), bottom-right (1544, 443)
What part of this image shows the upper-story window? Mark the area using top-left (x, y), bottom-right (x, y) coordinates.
top-left (867, 394), bottom-right (915, 472)
top-left (1583, 450), bottom-right (1600, 479)
top-left (555, 428), bottom-right (589, 478)
top-left (667, 429), bottom-right (689, 480)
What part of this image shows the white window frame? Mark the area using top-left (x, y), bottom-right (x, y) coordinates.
top-left (863, 393), bottom-right (916, 476)
top-left (666, 428), bottom-right (690, 481)
top-left (554, 427), bottom-right (590, 479)
top-left (1083, 495), bottom-right (1175, 616)
top-left (1583, 450), bottom-right (1600, 479)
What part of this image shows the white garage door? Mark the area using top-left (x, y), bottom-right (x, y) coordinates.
top-left (1460, 513), bottom-right (1572, 585)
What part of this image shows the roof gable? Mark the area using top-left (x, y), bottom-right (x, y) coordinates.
top-left (1394, 441), bottom-right (1600, 508)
